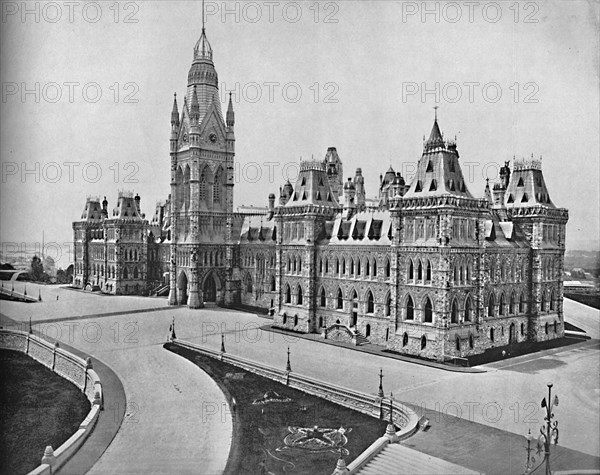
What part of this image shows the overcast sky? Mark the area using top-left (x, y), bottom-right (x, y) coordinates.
top-left (1, 0), bottom-right (598, 267)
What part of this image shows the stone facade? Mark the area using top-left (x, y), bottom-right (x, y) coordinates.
top-left (72, 26), bottom-right (568, 362)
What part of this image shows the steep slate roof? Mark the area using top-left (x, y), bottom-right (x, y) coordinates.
top-left (239, 216), bottom-right (276, 243)
top-left (504, 159), bottom-right (555, 208)
top-left (320, 210), bottom-right (393, 246)
top-left (284, 160), bottom-right (340, 208)
top-left (403, 119), bottom-right (474, 200)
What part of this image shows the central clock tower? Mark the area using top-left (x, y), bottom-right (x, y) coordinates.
top-left (167, 26), bottom-right (236, 308)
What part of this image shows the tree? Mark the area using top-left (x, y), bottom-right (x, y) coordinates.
top-left (30, 255), bottom-right (44, 281)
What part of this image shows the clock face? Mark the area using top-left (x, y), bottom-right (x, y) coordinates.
top-left (182, 133), bottom-right (188, 143)
top-left (209, 133), bottom-right (217, 143)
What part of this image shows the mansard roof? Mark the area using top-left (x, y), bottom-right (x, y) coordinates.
top-left (504, 158), bottom-right (555, 208)
top-left (239, 216), bottom-right (276, 243)
top-left (283, 160), bottom-right (341, 208)
top-left (403, 119), bottom-right (474, 200)
top-left (79, 197), bottom-right (104, 221)
top-left (483, 214), bottom-right (531, 248)
top-left (320, 210), bottom-right (393, 245)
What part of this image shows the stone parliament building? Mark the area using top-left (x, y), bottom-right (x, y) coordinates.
top-left (72, 25), bottom-right (569, 361)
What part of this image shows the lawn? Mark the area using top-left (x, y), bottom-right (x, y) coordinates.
top-left (166, 343), bottom-right (389, 475)
top-left (0, 350), bottom-right (91, 475)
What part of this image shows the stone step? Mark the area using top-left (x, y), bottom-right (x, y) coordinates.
top-left (356, 443), bottom-right (479, 475)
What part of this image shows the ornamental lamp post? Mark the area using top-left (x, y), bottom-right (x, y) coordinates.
top-left (539, 382), bottom-right (559, 475)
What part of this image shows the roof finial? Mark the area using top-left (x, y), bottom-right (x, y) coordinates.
top-left (202, 0), bottom-right (205, 32)
top-left (433, 105), bottom-right (439, 122)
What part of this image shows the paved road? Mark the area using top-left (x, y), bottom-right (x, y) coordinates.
top-left (1, 284), bottom-right (598, 474)
top-left (1, 284), bottom-right (232, 475)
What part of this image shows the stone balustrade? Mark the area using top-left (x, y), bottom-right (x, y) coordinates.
top-left (0, 328), bottom-right (103, 475)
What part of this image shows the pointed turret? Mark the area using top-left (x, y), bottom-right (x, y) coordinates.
top-left (226, 92), bottom-right (235, 128)
top-left (171, 93), bottom-right (180, 126)
top-left (403, 112), bottom-right (473, 200)
top-left (190, 86), bottom-right (200, 124)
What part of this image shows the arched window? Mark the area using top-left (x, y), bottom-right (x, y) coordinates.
top-left (325, 258), bottom-right (329, 274)
top-left (490, 328), bottom-right (495, 342)
top-left (510, 292), bottom-right (516, 315)
top-left (297, 285), bottom-right (303, 305)
top-left (367, 290), bottom-right (374, 313)
top-left (270, 275), bottom-right (276, 292)
top-left (283, 313), bottom-right (287, 324)
top-left (372, 259), bottom-right (377, 277)
top-left (319, 316), bottom-right (324, 328)
top-left (424, 298), bottom-right (433, 323)
top-left (521, 322), bottom-right (525, 336)
top-left (336, 258), bottom-right (340, 275)
top-left (293, 257), bottom-right (297, 272)
top-left (199, 170), bottom-right (207, 202)
top-left (426, 260), bottom-right (432, 282)
top-left (545, 322), bottom-right (549, 334)
top-left (357, 259), bottom-right (361, 276)
top-left (319, 258), bottom-right (323, 274)
top-left (406, 296), bottom-right (414, 320)
top-left (336, 288), bottom-right (343, 309)
top-left (298, 257), bottom-right (302, 273)
top-left (553, 320), bottom-right (557, 333)
top-left (464, 296), bottom-right (472, 322)
top-left (549, 290), bottom-right (555, 311)
top-left (465, 263), bottom-right (470, 282)
top-left (385, 259), bottom-right (391, 278)
top-left (366, 259), bottom-right (370, 276)
top-left (403, 332), bottom-right (408, 347)
top-left (421, 335), bottom-right (427, 350)
top-left (488, 293), bottom-right (495, 317)
top-left (499, 293), bottom-right (505, 316)
top-left (350, 258), bottom-right (354, 276)
top-left (408, 260), bottom-right (414, 280)
top-left (294, 315), bottom-right (298, 326)
top-left (342, 258), bottom-right (346, 275)
top-left (451, 299), bottom-right (458, 324)
top-left (456, 336), bottom-right (461, 351)
top-left (285, 284), bottom-right (291, 304)
top-left (319, 287), bottom-right (326, 307)
top-left (213, 168), bottom-right (222, 203)
top-left (245, 274), bottom-right (253, 293)
top-left (469, 334), bottom-right (474, 349)
top-left (133, 267), bottom-right (139, 279)
top-left (365, 324), bottom-right (371, 337)
top-left (385, 293), bottom-right (391, 317)
top-left (454, 265), bottom-right (459, 283)
top-left (541, 292), bottom-right (547, 312)
top-left (519, 293), bottom-right (525, 313)
top-left (417, 260), bottom-right (423, 280)
top-left (123, 267), bottom-right (128, 279)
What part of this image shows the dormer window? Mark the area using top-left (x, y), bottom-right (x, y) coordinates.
top-left (449, 160), bottom-right (455, 173)
top-left (426, 161), bottom-right (434, 172)
top-left (429, 179), bottom-right (437, 191)
top-left (517, 177), bottom-right (524, 187)
top-left (415, 180), bottom-right (422, 192)
top-left (521, 193), bottom-right (529, 203)
top-left (507, 194), bottom-right (514, 203)
top-left (302, 191), bottom-right (307, 200)
top-left (293, 192), bottom-right (298, 201)
top-left (301, 177), bottom-right (306, 186)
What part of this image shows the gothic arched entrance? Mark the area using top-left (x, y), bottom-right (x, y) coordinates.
top-left (177, 271), bottom-right (188, 305)
top-left (203, 273), bottom-right (217, 302)
top-left (509, 322), bottom-right (516, 344)
top-left (202, 271), bottom-right (223, 304)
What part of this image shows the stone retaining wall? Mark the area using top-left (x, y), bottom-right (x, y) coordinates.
top-left (171, 338), bottom-right (420, 437)
top-left (0, 329), bottom-right (103, 475)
